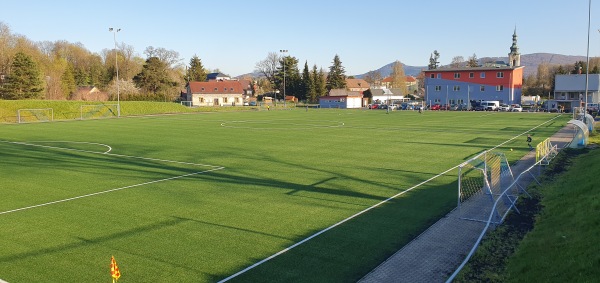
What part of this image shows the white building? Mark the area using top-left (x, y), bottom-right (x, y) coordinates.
top-left (186, 81), bottom-right (244, 106)
top-left (319, 89), bottom-right (363, 109)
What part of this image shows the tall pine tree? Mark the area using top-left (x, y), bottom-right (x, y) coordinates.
top-left (300, 61), bottom-right (312, 102)
top-left (326, 54), bottom-right (346, 91)
top-left (186, 55), bottom-right (207, 83)
top-left (1, 52), bottom-right (44, 99)
top-left (315, 67), bottom-right (327, 98)
top-left (61, 62), bottom-right (76, 99)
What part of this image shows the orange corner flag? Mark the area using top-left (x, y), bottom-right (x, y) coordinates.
top-left (110, 256), bottom-right (121, 281)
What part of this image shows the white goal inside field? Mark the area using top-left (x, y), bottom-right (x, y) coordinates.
top-left (457, 150), bottom-right (517, 224)
top-left (80, 104), bottom-right (119, 120)
top-left (180, 101), bottom-right (193, 107)
top-left (17, 108), bottom-right (54, 123)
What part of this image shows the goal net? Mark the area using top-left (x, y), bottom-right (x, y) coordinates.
top-left (457, 150), bottom-right (517, 224)
top-left (80, 104), bottom-right (119, 120)
top-left (17, 108), bottom-right (54, 123)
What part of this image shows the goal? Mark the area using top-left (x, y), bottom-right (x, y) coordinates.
top-left (80, 104), bottom-right (119, 120)
top-left (17, 108), bottom-right (54, 123)
top-left (457, 150), bottom-right (517, 224)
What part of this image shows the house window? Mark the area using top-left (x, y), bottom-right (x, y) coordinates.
top-left (480, 85), bottom-right (485, 91)
top-left (449, 99), bottom-right (456, 105)
top-left (453, 85), bottom-right (460, 91)
top-left (437, 74), bottom-right (441, 79)
top-left (230, 88), bottom-right (234, 91)
top-left (430, 74), bottom-right (435, 78)
top-left (224, 97), bottom-right (228, 103)
top-left (434, 99), bottom-right (441, 103)
top-left (214, 87), bottom-right (218, 91)
top-left (435, 85), bottom-right (442, 91)
top-left (496, 85), bottom-right (504, 91)
top-left (480, 72), bottom-right (486, 78)
top-left (201, 87), bottom-right (205, 91)
top-left (199, 97), bottom-right (204, 103)
top-left (469, 72), bottom-right (474, 78)
top-left (496, 72), bottom-right (504, 78)
top-left (454, 73), bottom-right (460, 79)
top-left (570, 93), bottom-right (577, 99)
top-left (457, 99), bottom-right (464, 104)
top-left (224, 88), bottom-right (227, 91)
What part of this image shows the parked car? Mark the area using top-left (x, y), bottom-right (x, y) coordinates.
top-left (439, 104), bottom-right (450, 111)
top-left (510, 104), bottom-right (523, 112)
top-left (430, 104), bottom-right (441, 110)
top-left (368, 104), bottom-right (379, 109)
top-left (473, 104), bottom-right (485, 111)
top-left (249, 101), bottom-right (257, 106)
top-left (499, 104), bottom-right (511, 111)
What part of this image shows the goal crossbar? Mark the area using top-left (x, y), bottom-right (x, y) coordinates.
top-left (17, 108), bottom-right (54, 123)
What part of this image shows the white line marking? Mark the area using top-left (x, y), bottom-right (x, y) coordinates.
top-left (21, 141), bottom-right (113, 154)
top-left (218, 114), bottom-right (565, 282)
top-left (0, 167), bottom-right (223, 216)
top-left (0, 140), bottom-right (225, 215)
top-left (1, 140), bottom-right (220, 168)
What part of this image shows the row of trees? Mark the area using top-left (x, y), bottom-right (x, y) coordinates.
top-left (254, 53), bottom-right (348, 103)
top-left (0, 21), bottom-right (208, 101)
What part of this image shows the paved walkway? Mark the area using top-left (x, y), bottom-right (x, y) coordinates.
top-left (359, 125), bottom-right (576, 283)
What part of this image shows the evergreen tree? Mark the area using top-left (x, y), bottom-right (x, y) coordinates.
top-left (326, 54), bottom-right (346, 91)
top-left (428, 50), bottom-right (440, 70)
top-left (1, 52), bottom-right (43, 99)
top-left (186, 55), bottom-right (207, 83)
top-left (315, 67), bottom-right (327, 97)
top-left (308, 65), bottom-right (320, 103)
top-left (61, 62), bottom-right (76, 99)
top-left (133, 57), bottom-right (175, 94)
top-left (300, 61), bottom-right (312, 102)
top-left (275, 55), bottom-right (300, 99)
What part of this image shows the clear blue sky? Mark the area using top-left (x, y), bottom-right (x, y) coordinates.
top-left (1, 0), bottom-right (599, 77)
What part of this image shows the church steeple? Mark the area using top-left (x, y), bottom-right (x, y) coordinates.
top-left (508, 27), bottom-right (521, 67)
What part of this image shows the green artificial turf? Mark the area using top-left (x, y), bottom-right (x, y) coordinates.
top-left (0, 108), bottom-right (570, 282)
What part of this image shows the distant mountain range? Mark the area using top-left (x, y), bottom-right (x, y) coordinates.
top-left (238, 53), bottom-right (587, 79)
top-left (354, 53), bottom-right (587, 78)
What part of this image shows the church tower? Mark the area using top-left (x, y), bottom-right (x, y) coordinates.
top-left (508, 27), bottom-right (521, 67)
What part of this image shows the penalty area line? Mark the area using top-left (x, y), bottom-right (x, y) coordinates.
top-left (0, 166), bottom-right (224, 216)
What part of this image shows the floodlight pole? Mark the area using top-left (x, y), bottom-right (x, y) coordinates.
top-left (110, 27), bottom-right (121, 117)
top-left (280, 49), bottom-right (288, 108)
top-left (583, 0), bottom-right (591, 121)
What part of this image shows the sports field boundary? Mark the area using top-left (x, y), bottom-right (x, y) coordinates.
top-left (218, 114), bottom-right (566, 282)
top-left (358, 123), bottom-right (574, 283)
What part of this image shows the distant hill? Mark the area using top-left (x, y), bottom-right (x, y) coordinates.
top-left (237, 53), bottom-right (587, 79)
top-left (479, 53), bottom-right (586, 77)
top-left (353, 53), bottom-right (587, 78)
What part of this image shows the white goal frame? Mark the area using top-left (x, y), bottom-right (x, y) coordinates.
top-left (80, 104), bottom-right (119, 120)
top-left (17, 108), bottom-right (54, 123)
top-left (457, 150), bottom-right (517, 224)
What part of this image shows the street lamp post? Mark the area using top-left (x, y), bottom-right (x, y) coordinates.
top-left (280, 49), bottom-right (288, 108)
top-left (109, 27), bottom-right (121, 117)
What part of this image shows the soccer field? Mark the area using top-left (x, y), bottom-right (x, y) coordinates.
top-left (0, 109), bottom-right (569, 282)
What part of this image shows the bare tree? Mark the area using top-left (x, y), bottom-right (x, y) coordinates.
top-left (450, 56), bottom-right (464, 68)
top-left (143, 46), bottom-right (182, 68)
top-left (363, 70), bottom-right (382, 86)
top-left (467, 53), bottom-right (479, 67)
top-left (390, 61), bottom-right (407, 95)
top-left (254, 52), bottom-right (280, 89)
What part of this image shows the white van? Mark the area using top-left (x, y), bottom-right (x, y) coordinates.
top-left (480, 101), bottom-right (500, 111)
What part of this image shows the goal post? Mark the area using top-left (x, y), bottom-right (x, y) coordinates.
top-left (80, 104), bottom-right (119, 120)
top-left (457, 150), bottom-right (516, 224)
top-left (17, 108), bottom-right (54, 123)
